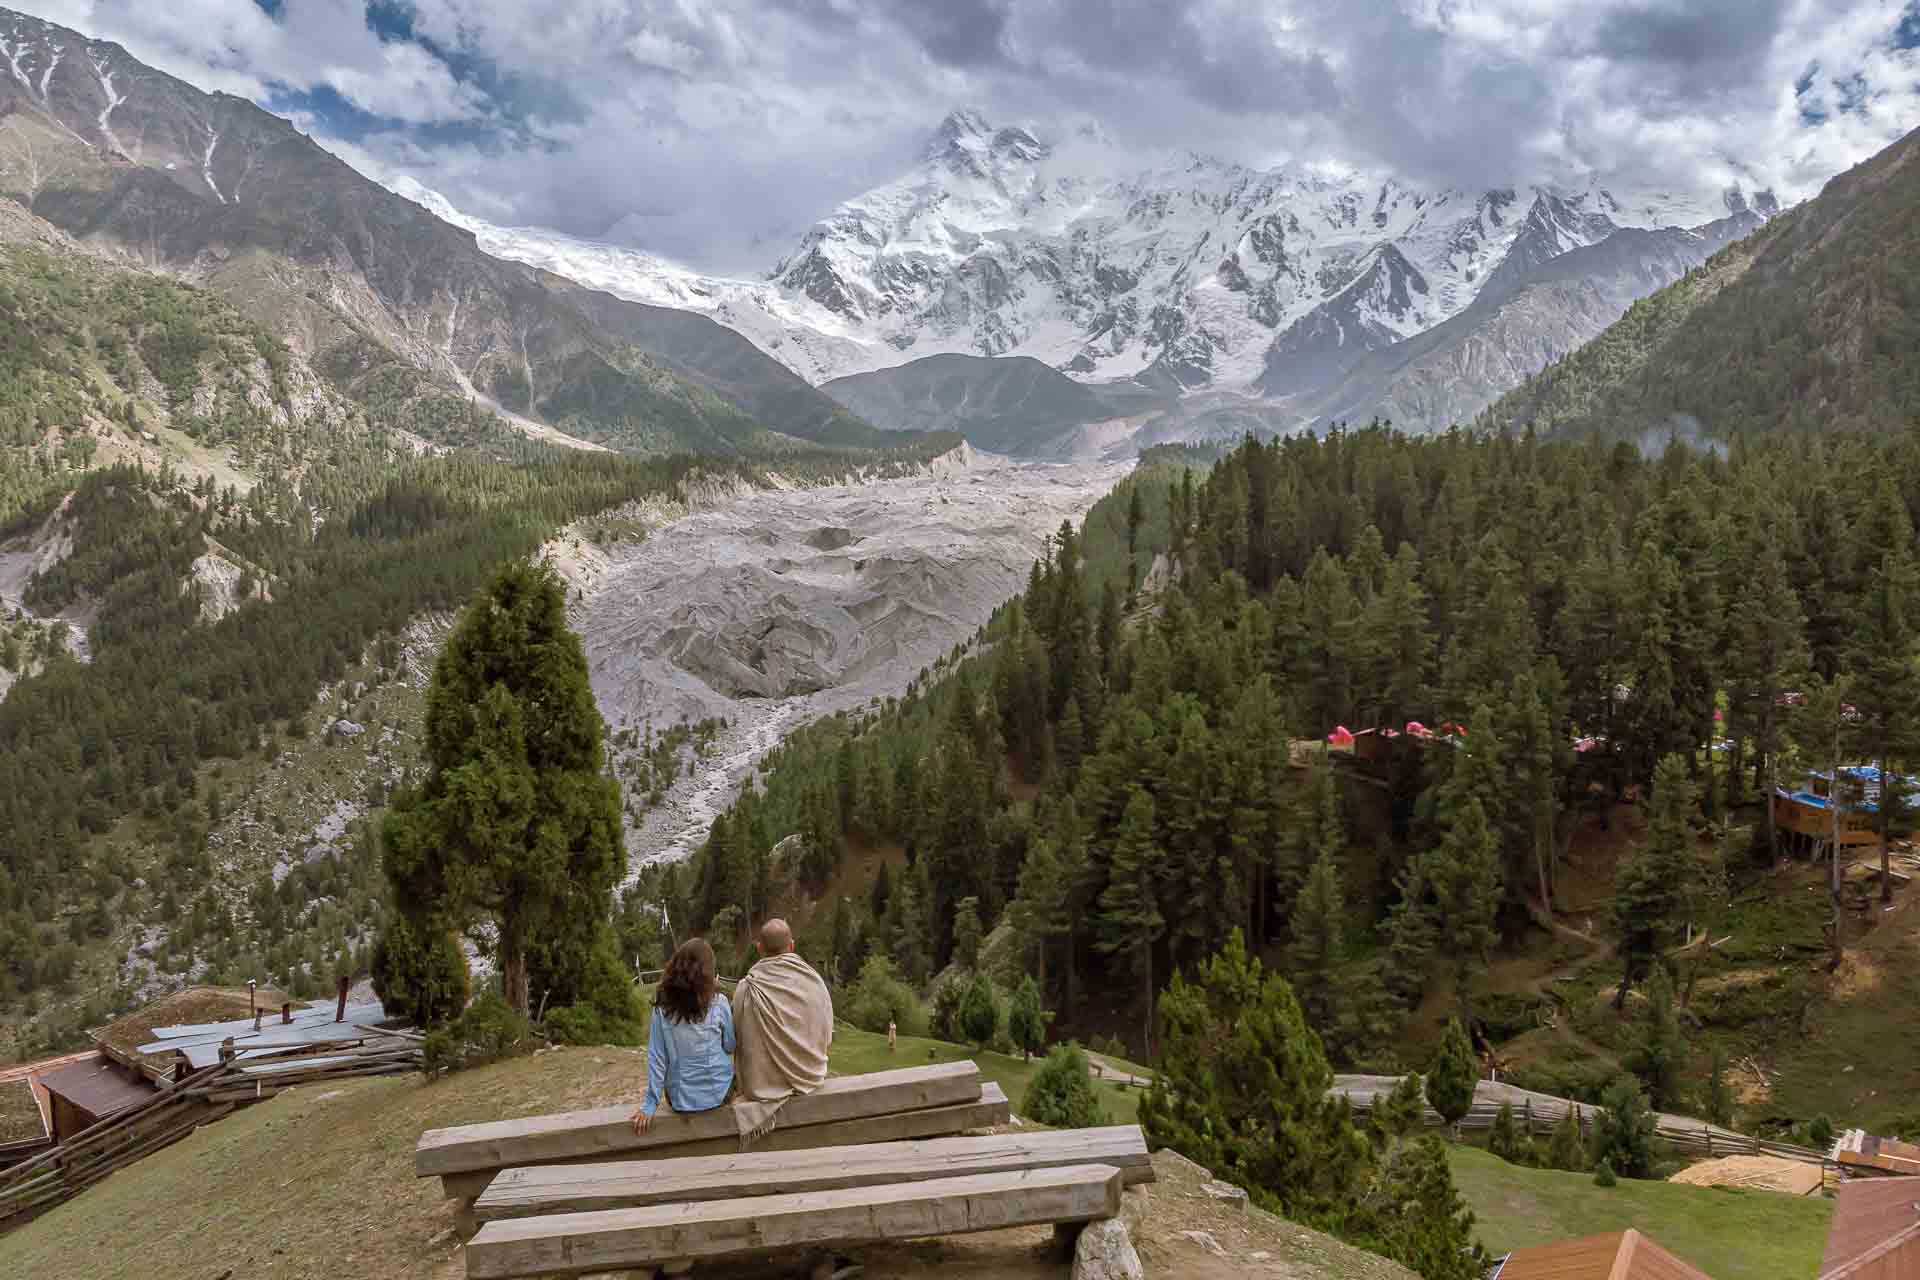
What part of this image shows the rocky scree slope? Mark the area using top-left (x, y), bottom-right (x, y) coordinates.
top-left (1480, 121), bottom-right (1920, 442)
top-left (0, 6), bottom-right (890, 456)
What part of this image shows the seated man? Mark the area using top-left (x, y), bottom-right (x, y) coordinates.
top-left (731, 917), bottom-right (833, 1141)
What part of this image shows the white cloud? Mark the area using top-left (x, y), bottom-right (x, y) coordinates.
top-left (19, 0), bottom-right (1920, 270)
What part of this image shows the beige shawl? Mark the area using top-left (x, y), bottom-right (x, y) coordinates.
top-left (731, 951), bottom-right (833, 1144)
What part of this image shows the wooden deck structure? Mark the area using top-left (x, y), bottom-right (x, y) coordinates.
top-left (1774, 766), bottom-right (1917, 859)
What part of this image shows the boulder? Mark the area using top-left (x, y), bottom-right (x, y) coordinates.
top-left (329, 719), bottom-right (365, 742)
top-left (1072, 1218), bottom-right (1143, 1280)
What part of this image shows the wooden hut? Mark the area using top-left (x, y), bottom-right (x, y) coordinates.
top-left (1821, 1177), bottom-right (1920, 1279)
top-left (35, 1058), bottom-right (156, 1143)
top-left (1493, 1229), bottom-right (1712, 1280)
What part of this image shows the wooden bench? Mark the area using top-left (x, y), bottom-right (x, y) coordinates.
top-left (417, 1062), bottom-right (1004, 1202)
top-left (464, 1163), bottom-right (1124, 1279)
top-left (472, 1125), bottom-right (1154, 1224)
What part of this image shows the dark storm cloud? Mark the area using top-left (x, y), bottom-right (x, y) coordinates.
top-left (883, 0), bottom-right (1013, 68)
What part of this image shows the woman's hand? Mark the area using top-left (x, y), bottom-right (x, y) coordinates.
top-left (631, 1108), bottom-right (652, 1136)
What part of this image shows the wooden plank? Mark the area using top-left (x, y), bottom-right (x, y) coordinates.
top-left (416, 1062), bottom-right (982, 1178)
top-left (465, 1163), bottom-right (1122, 1280)
top-left (474, 1125), bottom-right (1151, 1222)
top-left (440, 1082), bottom-right (1011, 1202)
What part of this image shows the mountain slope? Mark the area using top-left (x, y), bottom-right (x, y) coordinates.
top-left (1481, 124), bottom-right (1920, 440)
top-left (1299, 206), bottom-right (1766, 431)
top-left (0, 197), bottom-right (406, 527)
top-left (820, 354), bottom-right (1166, 454)
top-left (0, 6), bottom-right (879, 455)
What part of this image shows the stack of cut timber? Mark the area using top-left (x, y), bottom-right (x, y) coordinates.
top-left (466, 1164), bottom-right (1126, 1279)
top-left (471, 1127), bottom-right (1154, 1224)
top-left (417, 1061), bottom-right (1009, 1205)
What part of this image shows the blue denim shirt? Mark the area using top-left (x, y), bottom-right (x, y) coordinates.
top-left (641, 994), bottom-right (735, 1117)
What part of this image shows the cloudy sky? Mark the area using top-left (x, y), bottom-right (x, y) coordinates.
top-left (25, 0), bottom-right (1920, 272)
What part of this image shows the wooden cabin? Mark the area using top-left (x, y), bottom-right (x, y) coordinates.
top-left (1821, 1177), bottom-right (1920, 1279)
top-left (1773, 766), bottom-right (1913, 857)
top-left (35, 1057), bottom-right (156, 1143)
top-left (1494, 1229), bottom-right (1711, 1280)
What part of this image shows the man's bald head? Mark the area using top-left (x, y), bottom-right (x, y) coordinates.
top-left (758, 918), bottom-right (794, 956)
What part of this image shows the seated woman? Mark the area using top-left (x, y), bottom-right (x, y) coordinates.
top-left (632, 937), bottom-right (735, 1134)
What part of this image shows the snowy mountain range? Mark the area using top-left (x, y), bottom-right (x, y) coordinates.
top-left (396, 108), bottom-right (1778, 440)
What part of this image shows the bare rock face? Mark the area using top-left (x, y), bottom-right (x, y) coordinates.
top-left (1073, 1218), bottom-right (1144, 1280)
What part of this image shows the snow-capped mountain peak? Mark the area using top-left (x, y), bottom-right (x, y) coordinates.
top-left (403, 107), bottom-right (1771, 421)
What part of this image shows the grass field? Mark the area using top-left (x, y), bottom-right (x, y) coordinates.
top-left (1449, 1145), bottom-right (1832, 1280)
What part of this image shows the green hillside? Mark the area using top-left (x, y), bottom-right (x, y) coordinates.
top-left (1449, 1145), bottom-right (1830, 1280)
top-left (1481, 124), bottom-right (1920, 440)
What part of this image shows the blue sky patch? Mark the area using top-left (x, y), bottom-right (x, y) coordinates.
top-left (1897, 3), bottom-right (1920, 50)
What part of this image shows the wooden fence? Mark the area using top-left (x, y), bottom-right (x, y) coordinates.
top-left (1331, 1075), bottom-right (1836, 1181)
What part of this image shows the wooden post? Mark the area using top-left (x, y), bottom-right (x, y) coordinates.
top-left (281, 1002), bottom-right (293, 1025)
top-left (335, 975), bottom-right (350, 1023)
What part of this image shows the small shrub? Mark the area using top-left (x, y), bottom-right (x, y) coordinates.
top-left (424, 990), bottom-right (532, 1079)
top-left (1592, 1077), bottom-right (1657, 1179)
top-left (837, 955), bottom-right (926, 1036)
top-left (1022, 1042), bottom-right (1106, 1129)
top-left (956, 972), bottom-right (1000, 1048)
top-left (1594, 1158), bottom-right (1617, 1187)
top-left (1809, 1114), bottom-right (1835, 1151)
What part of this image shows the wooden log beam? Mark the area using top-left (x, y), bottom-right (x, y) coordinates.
top-left (439, 1083), bottom-right (1011, 1202)
top-left (473, 1126), bottom-right (1152, 1223)
top-left (464, 1163), bottom-right (1123, 1280)
top-left (416, 1062), bottom-right (983, 1179)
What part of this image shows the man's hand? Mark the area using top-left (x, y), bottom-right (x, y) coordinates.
top-left (631, 1108), bottom-right (652, 1136)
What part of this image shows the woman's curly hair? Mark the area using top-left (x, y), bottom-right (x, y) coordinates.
top-left (655, 937), bottom-right (718, 1024)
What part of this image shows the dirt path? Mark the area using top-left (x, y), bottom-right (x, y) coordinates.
top-left (1514, 897), bottom-right (1624, 1071)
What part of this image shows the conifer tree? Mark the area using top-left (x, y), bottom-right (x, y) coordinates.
top-left (1288, 845), bottom-right (1347, 1037)
top-left (888, 861), bottom-right (932, 984)
top-left (1364, 1136), bottom-right (1489, 1280)
top-left (1488, 1101), bottom-right (1523, 1163)
top-left (1371, 1071), bottom-right (1426, 1148)
top-left (1612, 755), bottom-right (1694, 1007)
top-left (1008, 973), bottom-right (1048, 1060)
top-left (1625, 964), bottom-right (1687, 1109)
top-left (1142, 931), bottom-right (1370, 1225)
top-left (1849, 524), bottom-right (1920, 905)
top-left (380, 560), bottom-right (624, 1020)
top-left (957, 971), bottom-right (999, 1049)
top-left (1426, 1018), bottom-right (1478, 1138)
top-left (1724, 510), bottom-right (1809, 862)
top-left (1427, 795), bottom-right (1500, 1012)
top-left (1548, 1105), bottom-right (1588, 1171)
top-left (1591, 1077), bottom-right (1656, 1178)
top-left (952, 895), bottom-right (983, 970)
top-left (1097, 786), bottom-right (1166, 1054)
